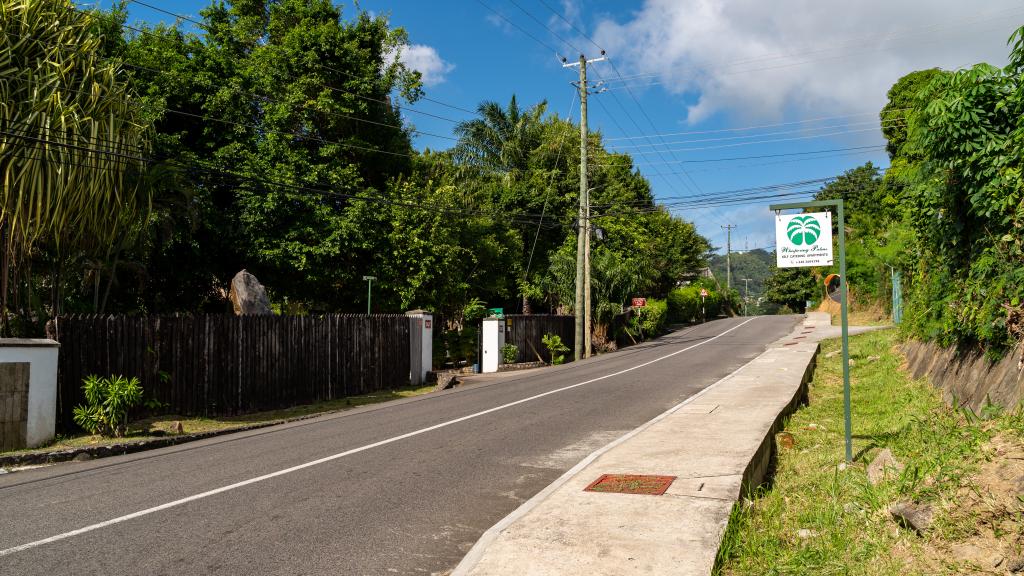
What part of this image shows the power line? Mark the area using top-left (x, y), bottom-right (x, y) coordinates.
top-left (598, 58), bottom-right (735, 222)
top-left (115, 4), bottom-right (472, 127)
top-left (597, 5), bottom-right (1024, 90)
top-left (506, 0), bottom-right (581, 56)
top-left (592, 176), bottom-right (840, 207)
top-left (525, 89), bottom-right (578, 279)
top-left (604, 109), bottom-right (910, 141)
top-left (0, 126), bottom-right (569, 229)
top-left (682, 146), bottom-right (886, 174)
top-left (536, 0), bottom-right (603, 53)
top-left (607, 118), bottom-right (906, 149)
top-left (615, 125), bottom-right (897, 156)
top-left (595, 145), bottom-right (886, 167)
top-left (473, 0), bottom-right (562, 55)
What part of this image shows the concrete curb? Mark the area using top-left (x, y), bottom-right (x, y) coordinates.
top-left (453, 314), bottom-right (827, 576)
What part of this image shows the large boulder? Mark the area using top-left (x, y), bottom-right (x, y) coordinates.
top-left (228, 270), bottom-right (273, 316)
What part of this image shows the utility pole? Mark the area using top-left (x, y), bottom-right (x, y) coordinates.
top-left (742, 278), bottom-right (752, 316)
top-left (721, 224), bottom-right (736, 289)
top-left (564, 52), bottom-right (605, 361)
top-left (584, 189), bottom-right (592, 358)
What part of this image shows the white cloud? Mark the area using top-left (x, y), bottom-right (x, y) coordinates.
top-left (393, 44), bottom-right (454, 87)
top-left (592, 0), bottom-right (1022, 124)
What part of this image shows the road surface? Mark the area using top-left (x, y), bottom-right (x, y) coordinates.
top-left (0, 315), bottom-right (798, 575)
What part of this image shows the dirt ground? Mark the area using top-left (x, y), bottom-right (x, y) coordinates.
top-left (908, 433), bottom-right (1024, 575)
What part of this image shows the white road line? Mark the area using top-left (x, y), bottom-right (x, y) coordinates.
top-left (0, 317), bottom-right (758, 557)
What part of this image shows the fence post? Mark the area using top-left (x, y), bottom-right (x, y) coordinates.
top-left (405, 310), bottom-right (432, 386)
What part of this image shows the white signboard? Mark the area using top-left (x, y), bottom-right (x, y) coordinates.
top-left (775, 212), bottom-right (833, 268)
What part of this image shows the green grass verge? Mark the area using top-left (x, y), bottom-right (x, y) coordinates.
top-left (715, 329), bottom-right (1021, 575)
top-left (4, 384), bottom-right (435, 456)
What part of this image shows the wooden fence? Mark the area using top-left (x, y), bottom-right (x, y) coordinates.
top-left (53, 314), bottom-right (410, 432)
top-left (503, 315), bottom-right (575, 364)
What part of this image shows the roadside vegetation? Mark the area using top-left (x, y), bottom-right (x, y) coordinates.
top-left (763, 28), bottom-right (1024, 358)
top-left (716, 330), bottom-right (1024, 575)
top-left (1, 0), bottom-right (718, 343)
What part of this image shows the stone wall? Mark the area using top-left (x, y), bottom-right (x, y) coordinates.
top-left (0, 362), bottom-right (30, 451)
top-left (903, 340), bottom-right (1023, 412)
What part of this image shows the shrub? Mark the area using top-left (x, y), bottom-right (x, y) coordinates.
top-left (630, 298), bottom-right (668, 338)
top-left (500, 343), bottom-right (519, 364)
top-left (667, 281), bottom-right (735, 323)
top-left (541, 333), bottom-right (569, 365)
top-left (72, 374), bottom-right (144, 437)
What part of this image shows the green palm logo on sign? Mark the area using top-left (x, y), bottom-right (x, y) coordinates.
top-left (786, 215), bottom-right (821, 246)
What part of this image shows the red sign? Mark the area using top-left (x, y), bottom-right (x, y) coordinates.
top-left (631, 297), bottom-right (647, 308)
top-left (425, 319), bottom-right (432, 330)
top-left (699, 288), bottom-right (709, 298)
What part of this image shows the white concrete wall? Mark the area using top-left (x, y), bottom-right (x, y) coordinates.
top-left (0, 340), bottom-right (59, 447)
top-left (481, 318), bottom-right (501, 374)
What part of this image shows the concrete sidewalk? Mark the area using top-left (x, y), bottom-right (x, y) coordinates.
top-left (453, 313), bottom-right (878, 576)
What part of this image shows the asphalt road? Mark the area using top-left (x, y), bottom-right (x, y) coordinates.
top-left (0, 315), bottom-right (798, 576)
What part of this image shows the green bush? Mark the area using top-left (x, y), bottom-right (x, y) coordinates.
top-left (500, 343), bottom-right (519, 364)
top-left (667, 280), bottom-right (736, 323)
top-left (541, 333), bottom-right (569, 365)
top-left (72, 374), bottom-right (144, 437)
top-left (630, 298), bottom-right (668, 338)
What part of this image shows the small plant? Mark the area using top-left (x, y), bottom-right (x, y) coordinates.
top-left (500, 343), bottom-right (519, 364)
top-left (143, 395), bottom-right (168, 413)
top-left (542, 333), bottom-right (569, 365)
top-left (72, 375), bottom-right (144, 437)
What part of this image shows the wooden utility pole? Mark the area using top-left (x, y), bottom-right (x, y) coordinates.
top-left (742, 278), bottom-right (752, 316)
top-left (584, 187), bottom-right (592, 358)
top-left (564, 52), bottom-right (604, 361)
top-left (722, 224), bottom-right (737, 289)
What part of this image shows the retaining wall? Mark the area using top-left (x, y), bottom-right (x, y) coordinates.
top-left (902, 340), bottom-right (1023, 412)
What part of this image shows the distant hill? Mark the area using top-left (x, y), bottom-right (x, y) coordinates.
top-left (709, 248), bottom-right (774, 301)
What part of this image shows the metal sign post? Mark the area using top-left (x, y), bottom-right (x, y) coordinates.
top-left (770, 199), bottom-right (852, 464)
top-left (699, 288), bottom-right (708, 322)
top-left (362, 275), bottom-right (376, 315)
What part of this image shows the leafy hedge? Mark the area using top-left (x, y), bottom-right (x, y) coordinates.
top-left (667, 280), bottom-right (738, 323)
top-left (630, 298), bottom-right (668, 337)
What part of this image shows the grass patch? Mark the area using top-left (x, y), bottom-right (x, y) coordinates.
top-left (715, 329), bottom-right (1021, 575)
top-left (3, 384), bottom-right (435, 456)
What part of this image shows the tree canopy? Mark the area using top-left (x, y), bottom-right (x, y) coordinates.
top-left (0, 0), bottom-right (713, 338)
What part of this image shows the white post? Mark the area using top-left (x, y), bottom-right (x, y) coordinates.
top-left (481, 317), bottom-right (501, 373)
top-left (405, 310), bottom-right (432, 386)
top-left (0, 339), bottom-right (59, 448)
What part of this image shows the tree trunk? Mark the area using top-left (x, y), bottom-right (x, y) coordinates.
top-left (99, 256), bottom-right (119, 315)
top-left (0, 219), bottom-right (8, 335)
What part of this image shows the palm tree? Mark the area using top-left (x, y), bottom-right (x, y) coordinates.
top-left (453, 95), bottom-right (547, 177)
top-left (0, 0), bottom-right (153, 329)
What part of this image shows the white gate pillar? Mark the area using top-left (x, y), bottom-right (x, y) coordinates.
top-left (0, 339), bottom-right (59, 449)
top-left (405, 310), bottom-right (432, 386)
top-left (481, 317), bottom-right (501, 373)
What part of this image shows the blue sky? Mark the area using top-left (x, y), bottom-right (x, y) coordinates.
top-left (108, 0), bottom-right (1024, 253)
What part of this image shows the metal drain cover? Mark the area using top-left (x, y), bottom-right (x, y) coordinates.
top-left (584, 474), bottom-right (676, 495)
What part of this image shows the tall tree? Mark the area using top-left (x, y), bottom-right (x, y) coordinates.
top-left (113, 0), bottom-right (423, 311)
top-left (453, 95), bottom-right (547, 177)
top-left (0, 0), bottom-right (153, 331)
